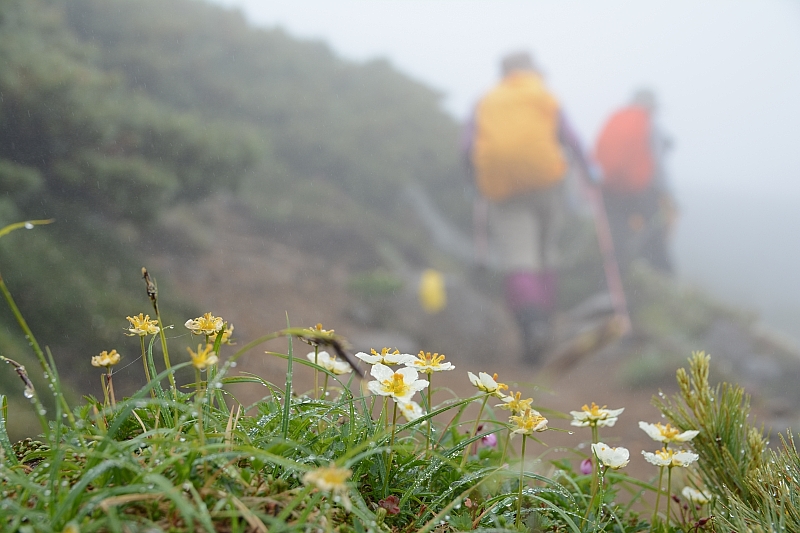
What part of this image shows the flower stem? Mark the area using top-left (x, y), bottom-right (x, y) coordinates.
top-left (139, 336), bottom-right (154, 398)
top-left (425, 373), bottom-right (433, 456)
top-left (501, 429), bottom-right (510, 465)
top-left (314, 346), bottom-right (320, 400)
top-left (384, 401), bottom-right (399, 496)
top-left (106, 368), bottom-right (116, 408)
top-left (652, 465), bottom-right (665, 528)
top-left (461, 394), bottom-right (489, 467)
top-left (195, 367), bottom-right (206, 448)
top-left (516, 434), bottom-right (527, 528)
top-left (587, 424), bottom-right (600, 518)
top-left (666, 465), bottom-right (673, 530)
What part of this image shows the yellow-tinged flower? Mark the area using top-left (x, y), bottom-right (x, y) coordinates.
top-left (307, 350), bottom-right (352, 375)
top-left (570, 402), bottom-right (624, 427)
top-left (467, 371), bottom-right (508, 398)
top-left (220, 323), bottom-right (235, 344)
top-left (356, 347), bottom-right (416, 366)
top-left (125, 313), bottom-right (159, 336)
top-left (510, 408), bottom-right (548, 435)
top-left (642, 448), bottom-right (699, 467)
top-left (407, 351), bottom-right (454, 373)
top-left (498, 391), bottom-right (533, 414)
top-left (302, 323), bottom-right (336, 346)
top-left (303, 464), bottom-right (352, 510)
top-left (639, 421), bottom-right (699, 443)
top-left (591, 442), bottom-right (630, 469)
top-left (91, 349), bottom-right (121, 368)
top-left (187, 343), bottom-right (218, 371)
top-left (367, 363), bottom-right (428, 403)
top-left (184, 313), bottom-right (224, 336)
top-left (398, 400), bottom-right (426, 423)
top-left (682, 486), bottom-right (712, 504)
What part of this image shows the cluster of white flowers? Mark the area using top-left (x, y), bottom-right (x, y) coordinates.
top-left (569, 402), bottom-right (706, 506)
top-left (340, 347), bottom-right (457, 423)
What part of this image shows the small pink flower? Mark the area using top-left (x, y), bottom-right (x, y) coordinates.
top-left (480, 433), bottom-right (498, 448)
top-left (580, 458), bottom-right (593, 475)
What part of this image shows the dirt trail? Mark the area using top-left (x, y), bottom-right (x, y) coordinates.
top-left (149, 197), bottom-right (723, 482)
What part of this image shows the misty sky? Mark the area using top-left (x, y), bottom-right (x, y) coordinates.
top-left (211, 0), bottom-right (800, 337)
top-left (214, 0), bottom-right (800, 197)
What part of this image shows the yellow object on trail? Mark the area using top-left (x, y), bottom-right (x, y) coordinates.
top-left (418, 269), bottom-right (446, 314)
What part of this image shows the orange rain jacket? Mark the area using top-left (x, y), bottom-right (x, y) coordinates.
top-left (594, 105), bottom-right (655, 193)
top-left (472, 73), bottom-right (566, 202)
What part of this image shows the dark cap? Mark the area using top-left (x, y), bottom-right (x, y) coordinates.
top-left (501, 51), bottom-right (538, 76)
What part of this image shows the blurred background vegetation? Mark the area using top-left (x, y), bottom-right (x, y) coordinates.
top-left (0, 0), bottom-right (469, 421)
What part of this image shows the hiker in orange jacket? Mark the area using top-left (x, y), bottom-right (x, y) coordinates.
top-left (594, 89), bottom-right (675, 275)
top-left (464, 51), bottom-right (595, 364)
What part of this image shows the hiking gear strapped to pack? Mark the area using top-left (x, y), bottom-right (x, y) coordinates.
top-left (472, 72), bottom-right (567, 202)
top-left (594, 105), bottom-right (654, 193)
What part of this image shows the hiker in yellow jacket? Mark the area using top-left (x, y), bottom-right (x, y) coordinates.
top-left (464, 51), bottom-right (594, 364)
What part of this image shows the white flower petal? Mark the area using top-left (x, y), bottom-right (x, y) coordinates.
top-left (675, 430), bottom-right (700, 442)
top-left (370, 363), bottom-right (394, 381)
top-left (672, 451), bottom-right (699, 467)
top-left (355, 352), bottom-right (380, 364)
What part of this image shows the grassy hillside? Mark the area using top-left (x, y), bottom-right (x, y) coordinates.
top-left (0, 0), bottom-right (469, 405)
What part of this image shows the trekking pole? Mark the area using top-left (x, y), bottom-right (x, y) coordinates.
top-left (584, 183), bottom-right (631, 335)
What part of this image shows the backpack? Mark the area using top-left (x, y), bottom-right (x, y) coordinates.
top-left (594, 106), bottom-right (654, 193)
top-left (472, 73), bottom-right (566, 201)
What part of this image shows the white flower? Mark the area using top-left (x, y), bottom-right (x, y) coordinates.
top-left (303, 464), bottom-right (352, 511)
top-left (406, 351), bottom-right (454, 373)
top-left (125, 313), bottom-right (159, 337)
top-left (91, 349), bottom-right (121, 368)
top-left (570, 402), bottom-right (624, 427)
top-left (509, 408), bottom-right (548, 435)
top-left (184, 313), bottom-right (224, 336)
top-left (467, 371), bottom-right (508, 398)
top-left (307, 351), bottom-right (352, 375)
top-left (672, 450), bottom-right (700, 467)
top-left (591, 442), bottom-right (630, 469)
top-left (367, 363), bottom-right (428, 403)
top-left (187, 343), bottom-right (218, 371)
top-left (639, 421), bottom-right (699, 443)
top-left (355, 348), bottom-right (417, 366)
top-left (682, 486), bottom-right (712, 504)
top-left (642, 448), bottom-right (699, 467)
top-left (398, 400), bottom-right (426, 423)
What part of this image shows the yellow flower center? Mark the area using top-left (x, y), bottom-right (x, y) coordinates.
top-left (196, 313), bottom-right (219, 332)
top-left (492, 373), bottom-right (509, 393)
top-left (188, 343), bottom-right (218, 370)
top-left (126, 313), bottom-right (158, 336)
top-left (656, 423), bottom-right (680, 439)
top-left (582, 402), bottom-right (607, 417)
top-left (382, 373), bottom-right (411, 397)
top-left (503, 392), bottom-right (533, 413)
top-left (304, 465), bottom-right (352, 492)
top-left (655, 448), bottom-right (673, 460)
top-left (416, 351), bottom-right (445, 366)
top-left (511, 408), bottom-right (547, 432)
top-left (318, 468), bottom-right (349, 486)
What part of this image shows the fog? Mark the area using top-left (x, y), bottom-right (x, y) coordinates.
top-left (215, 0), bottom-right (800, 341)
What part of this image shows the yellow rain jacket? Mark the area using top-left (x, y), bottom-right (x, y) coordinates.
top-left (472, 73), bottom-right (566, 202)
